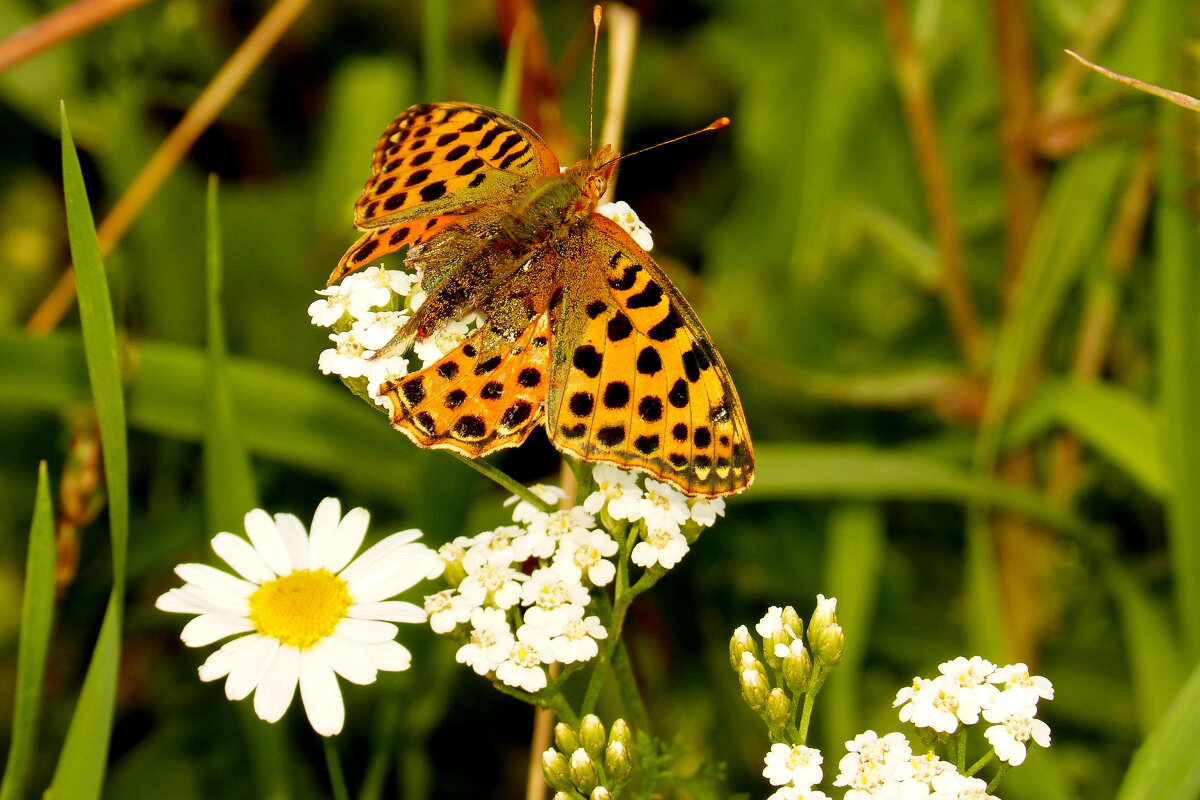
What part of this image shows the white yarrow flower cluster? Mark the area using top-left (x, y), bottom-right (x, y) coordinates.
top-left (597, 200), bottom-right (655, 251)
top-left (763, 744), bottom-right (830, 799)
top-left (893, 658), bottom-right (1053, 766)
top-left (156, 498), bottom-right (444, 736)
top-left (425, 484), bottom-right (614, 693)
top-left (308, 264), bottom-right (485, 404)
top-left (586, 464), bottom-right (724, 571)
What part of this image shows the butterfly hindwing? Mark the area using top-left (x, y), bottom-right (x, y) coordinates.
top-left (376, 314), bottom-right (553, 457)
top-left (546, 215), bottom-right (754, 497)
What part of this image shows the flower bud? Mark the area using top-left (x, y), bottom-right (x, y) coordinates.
top-left (590, 788), bottom-right (613, 800)
top-left (740, 668), bottom-right (769, 711)
top-left (604, 740), bottom-right (633, 784)
top-left (730, 625), bottom-right (758, 672)
top-left (781, 642), bottom-right (813, 692)
top-left (765, 688), bottom-right (791, 728)
top-left (553, 793), bottom-right (572, 800)
top-left (554, 722), bottom-right (580, 755)
top-left (781, 606), bottom-right (804, 639)
top-left (579, 714), bottom-right (607, 760)
top-left (570, 748), bottom-right (600, 794)
top-left (608, 718), bottom-right (632, 749)
top-left (739, 650), bottom-right (767, 678)
top-left (542, 749), bottom-right (572, 793)
top-left (809, 594), bottom-right (845, 666)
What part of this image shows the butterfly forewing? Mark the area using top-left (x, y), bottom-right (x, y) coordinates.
top-left (546, 215), bottom-right (754, 497)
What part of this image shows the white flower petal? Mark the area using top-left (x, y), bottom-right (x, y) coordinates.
top-left (273, 513), bottom-right (311, 570)
top-left (225, 636), bottom-right (280, 700)
top-left (210, 532), bottom-right (275, 583)
top-left (325, 507), bottom-right (370, 573)
top-left (198, 634), bottom-right (261, 681)
top-left (174, 563), bottom-right (257, 599)
top-left (346, 546), bottom-right (443, 603)
top-left (180, 614), bottom-right (255, 647)
top-left (358, 640), bottom-right (413, 672)
top-left (306, 498), bottom-right (343, 572)
top-left (168, 584), bottom-right (251, 618)
top-left (348, 600), bottom-right (426, 623)
top-left (253, 645), bottom-right (301, 723)
top-left (244, 509), bottom-right (294, 576)
top-left (156, 587), bottom-right (212, 615)
top-left (339, 530), bottom-right (424, 583)
top-left (299, 651), bottom-right (345, 736)
top-left (320, 637), bottom-right (378, 685)
top-left (333, 617), bottom-right (399, 644)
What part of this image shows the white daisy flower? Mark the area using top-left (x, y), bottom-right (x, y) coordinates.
top-left (982, 692), bottom-right (1051, 766)
top-left (156, 498), bottom-right (442, 736)
top-left (598, 200), bottom-right (654, 251)
top-left (583, 464), bottom-right (642, 515)
top-left (763, 743), bottom-right (824, 789)
top-left (456, 606), bottom-right (516, 676)
top-left (631, 526), bottom-right (690, 569)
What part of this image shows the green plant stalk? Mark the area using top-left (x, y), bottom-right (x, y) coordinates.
top-left (965, 748), bottom-right (996, 777)
top-left (322, 738), bottom-right (350, 800)
top-left (796, 663), bottom-right (828, 744)
top-left (450, 452), bottom-right (555, 512)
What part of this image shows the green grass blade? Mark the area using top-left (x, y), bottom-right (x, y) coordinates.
top-left (44, 596), bottom-right (123, 800)
top-left (45, 104), bottom-right (131, 800)
top-left (1115, 658), bottom-right (1200, 800)
top-left (0, 463), bottom-right (56, 800)
top-left (422, 0), bottom-right (448, 99)
top-left (1005, 379), bottom-right (1165, 498)
top-left (496, 14), bottom-right (526, 116)
top-left (819, 502), bottom-right (883, 755)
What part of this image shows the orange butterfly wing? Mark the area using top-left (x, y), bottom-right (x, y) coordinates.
top-left (546, 215), bottom-right (754, 497)
top-left (328, 103), bottom-right (560, 284)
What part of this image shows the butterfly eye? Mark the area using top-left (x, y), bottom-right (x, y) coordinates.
top-left (588, 175), bottom-right (607, 197)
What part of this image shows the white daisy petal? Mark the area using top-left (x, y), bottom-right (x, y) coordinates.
top-left (358, 640), bottom-right (413, 672)
top-left (198, 634), bottom-right (261, 681)
top-left (306, 498), bottom-right (343, 572)
top-left (348, 600), bottom-right (426, 623)
top-left (320, 637), bottom-right (378, 685)
top-left (156, 588), bottom-right (212, 615)
top-left (174, 563), bottom-right (257, 598)
top-left (339, 530), bottom-right (424, 583)
top-left (225, 636), bottom-right (280, 701)
top-left (180, 614), bottom-right (256, 647)
top-left (168, 584), bottom-right (251, 618)
top-left (210, 532), bottom-right (275, 583)
top-left (333, 617), bottom-right (399, 644)
top-left (273, 513), bottom-right (311, 570)
top-left (244, 509), bottom-right (293, 575)
top-left (299, 650), bottom-right (345, 736)
top-left (253, 645), bottom-right (301, 723)
top-left (346, 547), bottom-right (444, 602)
top-left (324, 507), bottom-right (370, 573)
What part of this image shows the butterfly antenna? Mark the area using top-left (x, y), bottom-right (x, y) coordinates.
top-left (600, 117), bottom-right (730, 169)
top-left (589, 4), bottom-right (602, 156)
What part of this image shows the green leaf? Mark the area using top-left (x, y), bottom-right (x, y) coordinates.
top-left (747, 444), bottom-right (1093, 536)
top-left (45, 104), bottom-right (131, 800)
top-left (1005, 379), bottom-right (1166, 497)
top-left (1115, 659), bottom-right (1200, 800)
top-left (0, 463), bottom-right (56, 800)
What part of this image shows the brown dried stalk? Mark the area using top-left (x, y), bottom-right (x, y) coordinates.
top-left (0, 0), bottom-right (154, 73)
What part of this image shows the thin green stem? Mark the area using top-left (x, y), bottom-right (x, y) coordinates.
top-left (493, 681), bottom-right (579, 727)
top-left (610, 642), bottom-right (651, 734)
top-left (796, 663), bottom-right (828, 744)
top-left (450, 453), bottom-right (555, 512)
top-left (964, 747), bottom-right (996, 777)
top-left (986, 762), bottom-right (1010, 793)
top-left (323, 737), bottom-right (350, 800)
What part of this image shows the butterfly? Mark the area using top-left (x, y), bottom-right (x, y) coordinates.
top-left (328, 102), bottom-right (753, 498)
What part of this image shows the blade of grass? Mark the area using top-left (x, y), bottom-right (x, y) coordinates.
top-left (496, 8), bottom-right (528, 116)
top-left (1115, 658), bottom-right (1200, 800)
top-left (820, 502), bottom-right (883, 756)
top-left (46, 102), bottom-right (130, 800)
top-left (203, 176), bottom-right (291, 800)
top-left (0, 463), bottom-right (56, 800)
top-left (422, 0), bottom-right (448, 100)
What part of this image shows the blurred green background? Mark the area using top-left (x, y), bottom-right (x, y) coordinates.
top-left (2, 0), bottom-right (1199, 798)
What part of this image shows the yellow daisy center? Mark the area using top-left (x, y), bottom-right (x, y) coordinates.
top-left (248, 569), bottom-right (352, 649)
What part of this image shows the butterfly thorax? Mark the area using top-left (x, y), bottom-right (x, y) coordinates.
top-left (504, 146), bottom-right (617, 248)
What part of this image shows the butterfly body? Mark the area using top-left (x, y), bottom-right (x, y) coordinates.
top-left (332, 103), bottom-right (753, 497)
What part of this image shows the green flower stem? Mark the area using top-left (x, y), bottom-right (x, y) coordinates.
top-left (952, 729), bottom-right (967, 771)
top-left (986, 762), bottom-right (1009, 794)
top-left (323, 737), bottom-right (350, 800)
top-left (450, 453), bottom-right (555, 512)
top-left (964, 747), bottom-right (996, 777)
top-left (611, 640), bottom-right (652, 734)
top-left (493, 681), bottom-right (579, 727)
top-left (796, 663), bottom-right (828, 744)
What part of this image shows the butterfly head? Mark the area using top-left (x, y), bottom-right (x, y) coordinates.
top-left (564, 144), bottom-right (617, 209)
